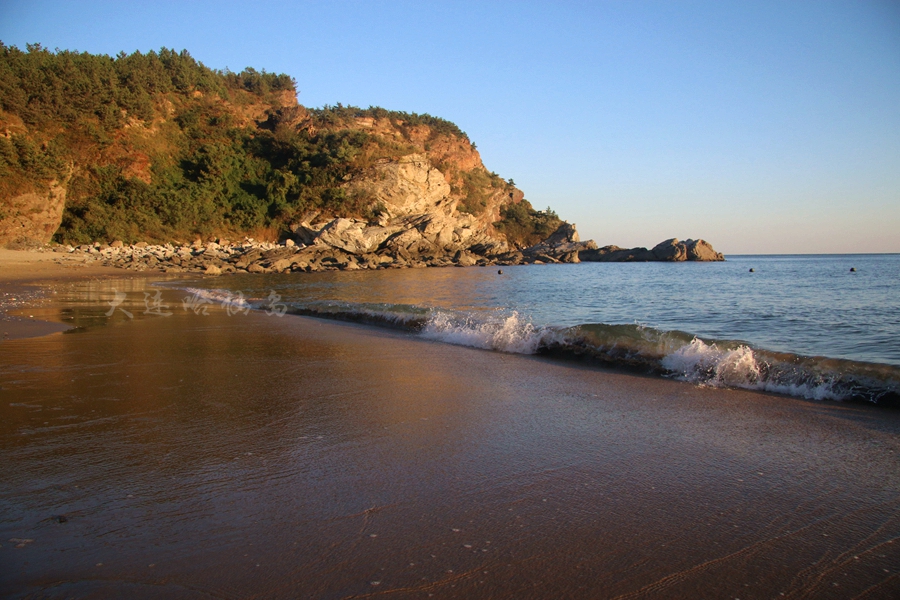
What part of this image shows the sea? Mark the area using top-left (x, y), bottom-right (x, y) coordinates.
top-left (171, 253), bottom-right (900, 405)
top-left (5, 253), bottom-right (900, 598)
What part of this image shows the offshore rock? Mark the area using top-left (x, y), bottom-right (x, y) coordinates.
top-left (685, 238), bottom-right (724, 261)
top-left (579, 238), bottom-right (724, 262)
top-left (651, 238), bottom-right (689, 261)
top-left (578, 245), bottom-right (652, 262)
top-left (523, 223), bottom-right (597, 263)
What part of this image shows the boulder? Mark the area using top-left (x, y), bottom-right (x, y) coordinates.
top-left (316, 219), bottom-right (400, 255)
top-left (234, 249), bottom-right (263, 269)
top-left (261, 246), bottom-right (296, 263)
top-left (271, 258), bottom-right (293, 272)
top-left (454, 250), bottom-right (478, 267)
top-left (292, 222), bottom-right (321, 245)
top-left (686, 239), bottom-right (725, 261)
top-left (651, 238), bottom-right (688, 261)
top-left (382, 227), bottom-right (425, 254)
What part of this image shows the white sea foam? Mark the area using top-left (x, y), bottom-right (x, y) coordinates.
top-left (420, 310), bottom-right (556, 354)
top-left (662, 338), bottom-right (760, 386)
top-left (181, 287), bottom-right (251, 309)
top-left (757, 379), bottom-right (844, 402)
top-left (661, 338), bottom-right (846, 401)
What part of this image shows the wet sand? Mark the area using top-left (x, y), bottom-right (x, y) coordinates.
top-left (1, 276), bottom-right (899, 599)
top-left (0, 249), bottom-right (156, 340)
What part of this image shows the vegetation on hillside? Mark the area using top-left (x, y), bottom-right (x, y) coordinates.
top-left (495, 200), bottom-right (562, 248)
top-left (1, 43), bottom-right (560, 247)
top-left (309, 103), bottom-right (468, 141)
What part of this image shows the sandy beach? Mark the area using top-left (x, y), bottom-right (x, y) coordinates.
top-left (1, 253), bottom-right (899, 599)
top-left (0, 249), bottom-right (158, 340)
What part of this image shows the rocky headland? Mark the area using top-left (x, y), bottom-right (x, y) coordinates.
top-left (1, 45), bottom-right (724, 272)
top-left (29, 146), bottom-right (724, 274)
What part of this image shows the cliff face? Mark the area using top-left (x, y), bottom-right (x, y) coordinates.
top-left (0, 181), bottom-right (67, 248)
top-left (291, 111), bottom-right (527, 258)
top-left (323, 150), bottom-right (514, 257)
top-left (337, 116), bottom-right (524, 230)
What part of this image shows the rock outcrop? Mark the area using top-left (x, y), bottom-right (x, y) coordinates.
top-left (519, 223), bottom-right (598, 264)
top-left (52, 232), bottom-right (723, 275)
top-left (285, 152), bottom-right (511, 264)
top-left (0, 181), bottom-right (67, 248)
top-left (579, 238), bottom-right (724, 262)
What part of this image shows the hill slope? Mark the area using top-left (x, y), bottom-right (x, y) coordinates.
top-left (0, 44), bottom-right (557, 250)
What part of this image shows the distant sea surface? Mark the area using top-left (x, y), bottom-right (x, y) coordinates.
top-left (176, 254), bottom-right (900, 404)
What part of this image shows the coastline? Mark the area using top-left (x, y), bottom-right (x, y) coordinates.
top-left (0, 249), bottom-right (165, 340)
top-left (1, 286), bottom-right (899, 598)
top-left (0, 248), bottom-right (140, 284)
top-left (5, 249), bottom-right (899, 407)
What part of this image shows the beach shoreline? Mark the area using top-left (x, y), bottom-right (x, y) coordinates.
top-left (2, 249), bottom-right (900, 598)
top-left (0, 249), bottom-right (166, 340)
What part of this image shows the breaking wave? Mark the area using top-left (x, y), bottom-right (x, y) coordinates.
top-left (172, 287), bottom-right (900, 406)
top-left (180, 287), bottom-right (251, 309)
top-left (656, 338), bottom-right (894, 402)
top-left (420, 310), bottom-right (568, 354)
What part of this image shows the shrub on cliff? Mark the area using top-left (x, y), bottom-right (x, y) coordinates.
top-left (310, 104), bottom-right (468, 141)
top-left (495, 200), bottom-right (562, 249)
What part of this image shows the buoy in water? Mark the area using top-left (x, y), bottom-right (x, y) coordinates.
top-left (498, 269), bottom-right (503, 275)
top-left (850, 267), bottom-right (856, 272)
top-left (749, 268), bottom-right (755, 272)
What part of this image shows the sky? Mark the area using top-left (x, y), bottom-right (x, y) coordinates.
top-left (2, 0), bottom-right (899, 254)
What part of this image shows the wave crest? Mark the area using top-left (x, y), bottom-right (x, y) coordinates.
top-left (162, 285), bottom-right (900, 406)
top-left (661, 338), bottom-right (898, 404)
top-left (662, 339), bottom-right (762, 387)
top-left (421, 310), bottom-right (560, 353)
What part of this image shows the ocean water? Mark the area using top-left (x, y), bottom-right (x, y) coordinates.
top-left (174, 254), bottom-right (900, 404)
top-left (5, 258), bottom-right (900, 597)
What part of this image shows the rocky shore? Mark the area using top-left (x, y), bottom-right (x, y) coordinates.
top-left (44, 221), bottom-right (723, 275)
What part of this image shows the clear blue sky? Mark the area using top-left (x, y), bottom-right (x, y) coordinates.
top-left (2, 0), bottom-right (898, 253)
